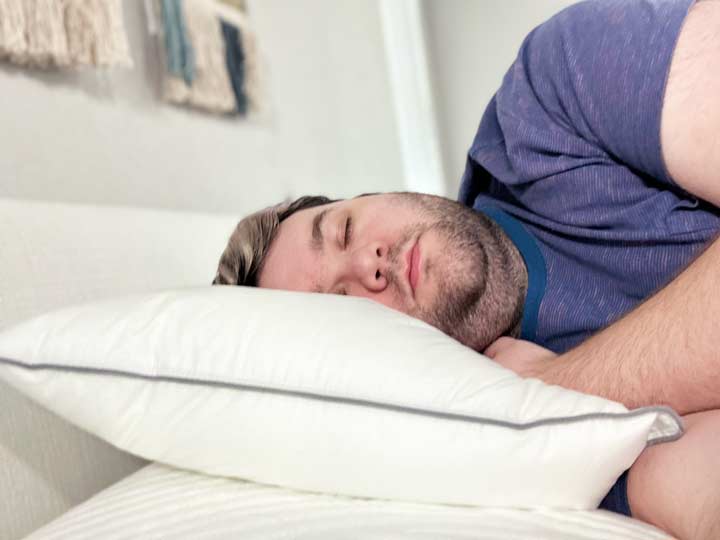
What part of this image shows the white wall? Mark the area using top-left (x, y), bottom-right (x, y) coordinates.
top-left (0, 1), bottom-right (405, 214)
top-left (422, 0), bottom-right (578, 196)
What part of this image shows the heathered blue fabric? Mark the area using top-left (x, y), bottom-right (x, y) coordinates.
top-left (458, 0), bottom-right (720, 354)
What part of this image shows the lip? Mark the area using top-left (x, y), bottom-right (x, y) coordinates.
top-left (405, 238), bottom-right (421, 298)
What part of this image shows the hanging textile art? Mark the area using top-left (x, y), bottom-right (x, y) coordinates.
top-left (155, 0), bottom-right (259, 116)
top-left (162, 0), bottom-right (236, 113)
top-left (218, 0), bottom-right (246, 10)
top-left (0, 0), bottom-right (132, 68)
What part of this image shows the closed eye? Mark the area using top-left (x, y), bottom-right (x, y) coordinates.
top-left (343, 216), bottom-right (353, 248)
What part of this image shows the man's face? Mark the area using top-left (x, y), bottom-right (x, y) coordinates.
top-left (258, 193), bottom-right (505, 349)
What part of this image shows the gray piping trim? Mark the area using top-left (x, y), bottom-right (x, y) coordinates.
top-left (0, 356), bottom-right (684, 442)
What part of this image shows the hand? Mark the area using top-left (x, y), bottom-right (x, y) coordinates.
top-left (483, 336), bottom-right (558, 379)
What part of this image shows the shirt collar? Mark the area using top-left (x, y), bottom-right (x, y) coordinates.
top-left (474, 205), bottom-right (547, 342)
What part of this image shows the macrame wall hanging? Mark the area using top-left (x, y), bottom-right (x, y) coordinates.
top-left (148, 0), bottom-right (260, 116)
top-left (0, 0), bottom-right (132, 68)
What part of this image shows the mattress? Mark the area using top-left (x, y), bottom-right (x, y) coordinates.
top-left (25, 463), bottom-right (671, 540)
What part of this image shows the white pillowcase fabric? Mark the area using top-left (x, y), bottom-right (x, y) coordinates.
top-left (27, 462), bottom-right (672, 540)
top-left (0, 286), bottom-right (683, 509)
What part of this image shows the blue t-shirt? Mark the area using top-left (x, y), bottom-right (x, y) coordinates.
top-left (458, 0), bottom-right (720, 353)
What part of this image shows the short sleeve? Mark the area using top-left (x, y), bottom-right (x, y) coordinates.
top-left (459, 0), bottom-right (694, 208)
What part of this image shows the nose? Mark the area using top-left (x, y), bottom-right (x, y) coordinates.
top-left (346, 242), bottom-right (389, 292)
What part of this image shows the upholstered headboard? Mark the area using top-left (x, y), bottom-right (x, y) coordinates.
top-left (0, 198), bottom-right (238, 540)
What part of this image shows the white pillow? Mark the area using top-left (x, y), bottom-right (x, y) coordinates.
top-left (0, 286), bottom-right (682, 509)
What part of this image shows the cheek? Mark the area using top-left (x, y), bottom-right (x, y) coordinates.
top-left (259, 243), bottom-right (315, 292)
top-left (261, 259), bottom-right (319, 292)
top-left (413, 229), bottom-right (450, 300)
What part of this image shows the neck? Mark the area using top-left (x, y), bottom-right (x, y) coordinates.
top-left (485, 218), bottom-right (529, 340)
top-left (505, 252), bottom-right (528, 338)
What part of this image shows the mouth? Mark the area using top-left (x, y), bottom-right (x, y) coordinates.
top-left (405, 237), bottom-right (421, 299)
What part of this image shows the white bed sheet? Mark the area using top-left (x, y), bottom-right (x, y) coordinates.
top-left (26, 463), bottom-right (671, 540)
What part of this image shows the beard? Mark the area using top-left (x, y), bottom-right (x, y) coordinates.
top-left (387, 193), bottom-right (526, 351)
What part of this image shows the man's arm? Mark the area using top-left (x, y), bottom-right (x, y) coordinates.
top-left (661, 0), bottom-right (720, 208)
top-left (629, 409), bottom-right (720, 540)
top-left (549, 0), bottom-right (720, 414)
top-left (533, 233), bottom-right (720, 415)
top-left (488, 1), bottom-right (720, 415)
top-left (486, 232), bottom-right (720, 414)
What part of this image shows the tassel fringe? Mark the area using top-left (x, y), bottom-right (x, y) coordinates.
top-left (0, 0), bottom-right (27, 60)
top-left (20, 0), bottom-right (69, 67)
top-left (0, 0), bottom-right (132, 69)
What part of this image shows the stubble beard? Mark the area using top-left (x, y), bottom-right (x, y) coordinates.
top-left (389, 193), bottom-right (526, 351)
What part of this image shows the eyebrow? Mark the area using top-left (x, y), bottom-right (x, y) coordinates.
top-left (311, 208), bottom-right (329, 253)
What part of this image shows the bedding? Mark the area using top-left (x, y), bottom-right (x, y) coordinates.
top-left (25, 462), bottom-right (672, 540)
top-left (0, 197), bottom-right (239, 540)
top-left (0, 286), bottom-right (683, 509)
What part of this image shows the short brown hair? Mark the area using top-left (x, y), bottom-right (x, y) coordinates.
top-left (213, 196), bottom-right (336, 286)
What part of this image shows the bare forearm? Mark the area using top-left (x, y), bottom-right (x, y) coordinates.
top-left (543, 236), bottom-right (720, 415)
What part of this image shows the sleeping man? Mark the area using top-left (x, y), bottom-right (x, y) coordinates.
top-left (212, 1), bottom-right (720, 538)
